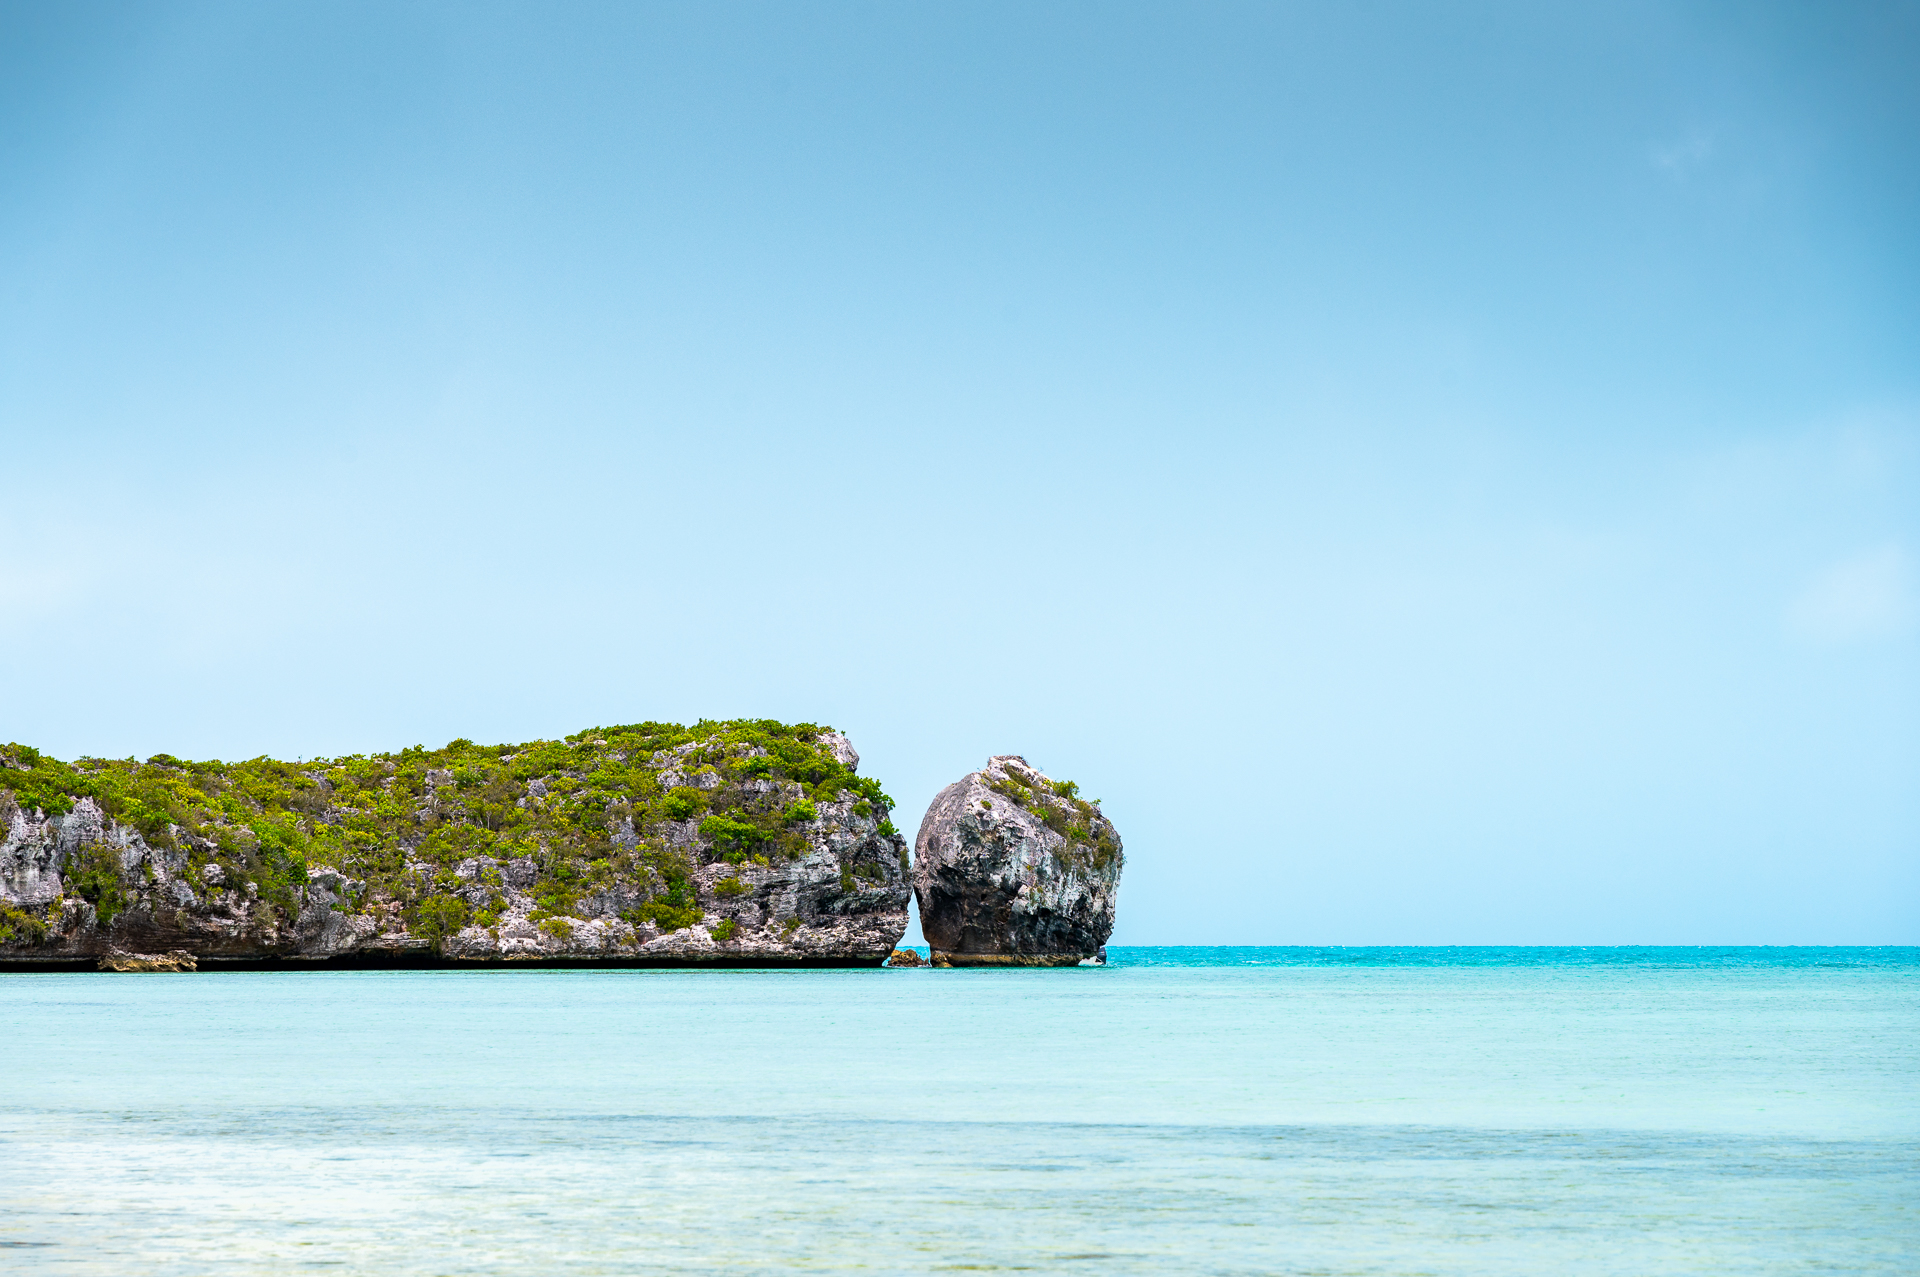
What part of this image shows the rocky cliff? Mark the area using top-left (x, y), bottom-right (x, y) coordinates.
top-left (913, 755), bottom-right (1122, 966)
top-left (0, 721), bottom-right (910, 969)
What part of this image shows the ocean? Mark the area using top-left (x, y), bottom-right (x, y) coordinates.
top-left (2, 948), bottom-right (1914, 1274)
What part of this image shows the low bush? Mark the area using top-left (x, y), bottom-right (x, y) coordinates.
top-left (635, 900), bottom-right (701, 931)
top-left (661, 787), bottom-right (707, 820)
top-left (699, 813), bottom-right (766, 862)
top-left (412, 893), bottom-right (471, 949)
top-left (65, 843), bottom-right (132, 927)
top-left (0, 902), bottom-right (48, 945)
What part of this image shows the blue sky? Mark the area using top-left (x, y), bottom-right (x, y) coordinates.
top-left (3, 1), bottom-right (1915, 943)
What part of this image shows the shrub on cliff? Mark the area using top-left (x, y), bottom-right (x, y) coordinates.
top-left (412, 893), bottom-right (472, 950)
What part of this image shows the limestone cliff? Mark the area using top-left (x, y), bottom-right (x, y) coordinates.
top-left (0, 722), bottom-right (909, 968)
top-left (913, 755), bottom-right (1122, 966)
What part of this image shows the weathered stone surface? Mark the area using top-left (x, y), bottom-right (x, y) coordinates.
top-left (913, 756), bottom-right (1122, 967)
top-left (886, 947), bottom-right (925, 967)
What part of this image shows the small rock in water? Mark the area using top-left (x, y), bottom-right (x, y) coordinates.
top-left (913, 756), bottom-right (1122, 967)
top-left (886, 948), bottom-right (925, 967)
top-left (97, 949), bottom-right (197, 973)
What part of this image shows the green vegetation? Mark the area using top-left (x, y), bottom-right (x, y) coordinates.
top-left (989, 762), bottom-right (1121, 875)
top-left (64, 842), bottom-right (133, 926)
top-left (0, 720), bottom-right (901, 947)
top-left (0, 901), bottom-right (49, 945)
top-left (661, 788), bottom-right (706, 820)
top-left (411, 893), bottom-right (472, 950)
top-left (698, 813), bottom-right (767, 862)
top-left (628, 850), bottom-right (704, 932)
top-left (710, 918), bottom-right (738, 942)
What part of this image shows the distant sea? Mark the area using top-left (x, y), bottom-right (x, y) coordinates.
top-left (3, 948), bottom-right (1914, 1274)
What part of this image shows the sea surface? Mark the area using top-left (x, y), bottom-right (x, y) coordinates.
top-left (1, 947), bottom-right (1915, 1274)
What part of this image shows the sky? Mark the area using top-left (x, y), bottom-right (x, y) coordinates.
top-left (2, 0), bottom-right (1915, 944)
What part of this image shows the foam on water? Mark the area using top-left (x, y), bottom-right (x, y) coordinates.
top-left (3, 948), bottom-right (1915, 1274)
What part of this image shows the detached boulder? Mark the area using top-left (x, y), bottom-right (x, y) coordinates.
top-left (98, 949), bottom-right (197, 972)
top-left (913, 756), bottom-right (1122, 966)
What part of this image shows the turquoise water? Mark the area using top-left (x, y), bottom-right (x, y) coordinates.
top-left (2, 948), bottom-right (1914, 1274)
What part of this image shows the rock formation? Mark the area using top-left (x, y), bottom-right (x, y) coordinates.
top-left (913, 755), bottom-right (1122, 966)
top-left (0, 722), bottom-right (910, 969)
top-left (98, 949), bottom-right (197, 972)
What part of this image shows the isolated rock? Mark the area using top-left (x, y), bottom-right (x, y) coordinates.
top-left (97, 949), bottom-right (197, 972)
top-left (913, 756), bottom-right (1122, 966)
top-left (0, 722), bottom-right (909, 969)
top-left (886, 947), bottom-right (925, 967)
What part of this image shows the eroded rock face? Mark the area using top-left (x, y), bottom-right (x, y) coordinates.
top-left (913, 756), bottom-right (1122, 966)
top-left (0, 723), bottom-right (909, 968)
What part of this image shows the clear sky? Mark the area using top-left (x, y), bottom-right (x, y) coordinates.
top-left (3, 1), bottom-right (1915, 943)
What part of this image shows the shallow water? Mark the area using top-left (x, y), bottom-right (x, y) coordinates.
top-left (2, 948), bottom-right (1915, 1274)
